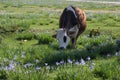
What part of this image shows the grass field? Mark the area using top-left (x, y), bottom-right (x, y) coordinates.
top-left (0, 0), bottom-right (120, 80)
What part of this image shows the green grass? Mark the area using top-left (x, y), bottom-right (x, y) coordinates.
top-left (0, 0), bottom-right (120, 80)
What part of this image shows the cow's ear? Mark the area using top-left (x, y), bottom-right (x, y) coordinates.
top-left (52, 34), bottom-right (57, 38)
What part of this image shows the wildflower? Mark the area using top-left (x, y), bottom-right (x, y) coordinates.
top-left (115, 52), bottom-right (118, 56)
top-left (21, 52), bottom-right (26, 58)
top-left (24, 63), bottom-right (34, 68)
top-left (45, 63), bottom-right (48, 66)
top-left (4, 63), bottom-right (15, 71)
top-left (75, 61), bottom-right (79, 65)
top-left (56, 62), bottom-right (60, 66)
top-left (115, 51), bottom-right (120, 56)
top-left (107, 54), bottom-right (111, 57)
top-left (35, 59), bottom-right (39, 63)
top-left (35, 66), bottom-right (41, 71)
top-left (87, 56), bottom-right (91, 61)
top-left (60, 60), bottom-right (64, 64)
top-left (90, 62), bottom-right (95, 70)
top-left (4, 58), bottom-right (9, 62)
top-left (13, 55), bottom-right (17, 60)
top-left (80, 58), bottom-right (85, 65)
top-left (67, 59), bottom-right (72, 64)
top-left (8, 63), bottom-right (15, 70)
top-left (21, 54), bottom-right (26, 58)
top-left (13, 61), bottom-right (19, 66)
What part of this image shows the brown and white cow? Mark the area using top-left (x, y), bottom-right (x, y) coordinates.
top-left (53, 6), bottom-right (86, 49)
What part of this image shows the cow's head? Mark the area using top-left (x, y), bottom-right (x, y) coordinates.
top-left (53, 28), bottom-right (70, 49)
top-left (53, 25), bottom-right (79, 49)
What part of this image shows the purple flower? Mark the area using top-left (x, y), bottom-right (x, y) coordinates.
top-left (60, 60), bottom-right (64, 64)
top-left (75, 61), bottom-right (79, 65)
top-left (8, 64), bottom-right (15, 70)
top-left (87, 57), bottom-right (91, 61)
top-left (89, 62), bottom-right (95, 70)
top-left (67, 59), bottom-right (72, 64)
top-left (24, 63), bottom-right (34, 68)
top-left (4, 63), bottom-right (15, 71)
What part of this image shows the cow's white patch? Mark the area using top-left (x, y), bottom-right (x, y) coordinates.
top-left (66, 6), bottom-right (77, 18)
top-left (56, 28), bottom-right (70, 49)
top-left (68, 25), bottom-right (79, 38)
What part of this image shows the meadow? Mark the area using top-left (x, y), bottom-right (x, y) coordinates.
top-left (0, 0), bottom-right (120, 80)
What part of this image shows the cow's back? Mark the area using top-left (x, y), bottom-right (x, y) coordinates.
top-left (59, 6), bottom-right (78, 30)
top-left (59, 6), bottom-right (86, 38)
top-left (75, 7), bottom-right (86, 36)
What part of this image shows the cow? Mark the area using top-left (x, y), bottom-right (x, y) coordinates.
top-left (53, 6), bottom-right (86, 49)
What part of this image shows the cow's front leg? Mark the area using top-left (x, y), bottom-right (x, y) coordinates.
top-left (71, 38), bottom-right (76, 48)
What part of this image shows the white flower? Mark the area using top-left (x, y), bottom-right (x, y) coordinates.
top-left (115, 51), bottom-right (120, 56)
top-left (56, 62), bottom-right (60, 66)
top-left (35, 59), bottom-right (39, 63)
top-left (21, 54), bottom-right (26, 58)
top-left (87, 57), bottom-right (91, 61)
top-left (13, 55), bottom-right (17, 60)
top-left (45, 63), bottom-right (48, 66)
top-left (21, 52), bottom-right (26, 58)
top-left (115, 52), bottom-right (118, 56)
top-left (36, 66), bottom-right (41, 71)
top-left (107, 54), bottom-right (111, 57)
top-left (80, 58), bottom-right (85, 65)
top-left (4, 58), bottom-right (9, 62)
